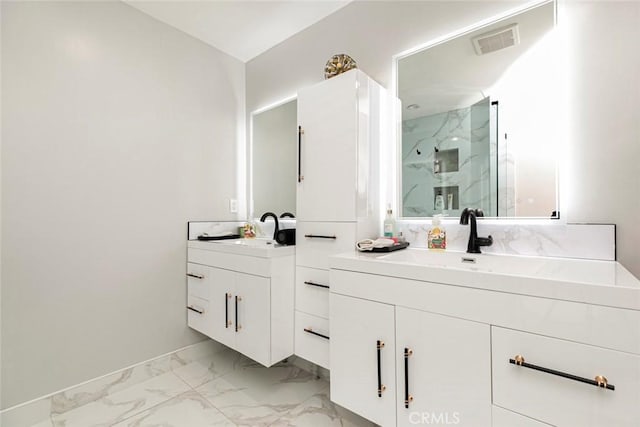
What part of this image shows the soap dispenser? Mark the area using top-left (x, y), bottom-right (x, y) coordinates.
top-left (428, 215), bottom-right (446, 250)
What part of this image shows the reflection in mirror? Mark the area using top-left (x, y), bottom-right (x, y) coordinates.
top-left (251, 99), bottom-right (297, 218)
top-left (398, 1), bottom-right (558, 218)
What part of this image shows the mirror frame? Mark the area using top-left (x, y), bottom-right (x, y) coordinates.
top-left (390, 0), bottom-right (563, 222)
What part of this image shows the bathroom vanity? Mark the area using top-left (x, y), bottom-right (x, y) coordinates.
top-left (329, 249), bottom-right (640, 427)
top-left (186, 239), bottom-right (294, 367)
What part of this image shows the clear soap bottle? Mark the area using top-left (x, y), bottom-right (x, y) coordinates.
top-left (383, 205), bottom-right (396, 238)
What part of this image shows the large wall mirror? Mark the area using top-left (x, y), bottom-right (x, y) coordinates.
top-left (250, 99), bottom-right (297, 218)
top-left (397, 0), bottom-right (559, 219)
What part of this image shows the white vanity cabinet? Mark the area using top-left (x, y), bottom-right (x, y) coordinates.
top-left (330, 291), bottom-right (491, 427)
top-left (395, 307), bottom-right (491, 427)
top-left (186, 241), bottom-right (294, 367)
top-left (294, 69), bottom-right (390, 368)
top-left (329, 251), bottom-right (640, 427)
top-left (205, 266), bottom-right (271, 364)
top-left (330, 293), bottom-right (396, 427)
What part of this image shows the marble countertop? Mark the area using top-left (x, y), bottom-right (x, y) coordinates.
top-left (330, 248), bottom-right (640, 311)
top-left (188, 238), bottom-right (295, 258)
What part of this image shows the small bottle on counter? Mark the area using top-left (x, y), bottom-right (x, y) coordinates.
top-left (383, 205), bottom-right (396, 238)
top-left (428, 215), bottom-right (446, 250)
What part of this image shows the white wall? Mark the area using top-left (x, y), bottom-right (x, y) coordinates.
top-left (0, 1), bottom-right (3, 412)
top-left (1, 1), bottom-right (244, 408)
top-left (247, 0), bottom-right (640, 277)
top-left (563, 0), bottom-right (640, 278)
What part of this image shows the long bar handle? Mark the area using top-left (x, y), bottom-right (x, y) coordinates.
top-left (187, 273), bottom-right (204, 279)
top-left (303, 328), bottom-right (329, 340)
top-left (509, 355), bottom-right (615, 391)
top-left (187, 305), bottom-right (203, 315)
top-left (235, 296), bottom-right (243, 332)
top-left (304, 281), bottom-right (330, 289)
top-left (225, 293), bottom-right (231, 328)
top-left (298, 126), bottom-right (304, 182)
top-left (377, 340), bottom-right (386, 397)
top-left (404, 348), bottom-right (414, 407)
top-left (304, 234), bottom-right (337, 239)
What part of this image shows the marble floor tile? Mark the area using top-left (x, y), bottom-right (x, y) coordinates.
top-left (112, 390), bottom-right (235, 427)
top-left (270, 388), bottom-right (376, 427)
top-left (170, 340), bottom-right (228, 370)
top-left (172, 346), bottom-right (251, 389)
top-left (50, 356), bottom-right (172, 416)
top-left (50, 372), bottom-right (190, 427)
top-left (196, 363), bottom-right (328, 427)
top-left (27, 418), bottom-right (54, 427)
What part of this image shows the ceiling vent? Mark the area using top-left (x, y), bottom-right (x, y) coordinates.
top-left (472, 23), bottom-right (520, 55)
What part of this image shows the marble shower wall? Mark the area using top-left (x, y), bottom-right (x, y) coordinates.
top-left (402, 100), bottom-right (496, 218)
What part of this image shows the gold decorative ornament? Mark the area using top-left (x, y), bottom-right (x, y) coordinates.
top-left (514, 354), bottom-right (525, 366)
top-left (324, 54), bottom-right (357, 79)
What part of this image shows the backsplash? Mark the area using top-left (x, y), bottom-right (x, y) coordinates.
top-left (188, 221), bottom-right (615, 261)
top-left (397, 221), bottom-right (615, 261)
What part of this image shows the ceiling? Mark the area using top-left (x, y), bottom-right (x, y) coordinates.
top-left (123, 0), bottom-right (352, 62)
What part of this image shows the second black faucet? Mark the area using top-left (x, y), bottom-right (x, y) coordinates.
top-left (260, 212), bottom-right (279, 241)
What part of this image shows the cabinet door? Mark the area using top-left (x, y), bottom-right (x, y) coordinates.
top-left (235, 273), bottom-right (271, 366)
top-left (297, 71), bottom-right (358, 222)
top-left (330, 293), bottom-right (396, 426)
top-left (396, 307), bottom-right (491, 427)
top-left (208, 267), bottom-right (236, 349)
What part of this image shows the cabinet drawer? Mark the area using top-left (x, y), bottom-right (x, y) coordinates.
top-left (296, 222), bottom-right (356, 269)
top-left (295, 266), bottom-right (330, 318)
top-left (492, 406), bottom-right (551, 427)
top-left (295, 311), bottom-right (330, 369)
top-left (188, 248), bottom-right (271, 277)
top-left (187, 295), bottom-right (211, 337)
top-left (492, 327), bottom-right (640, 426)
top-left (187, 263), bottom-right (209, 300)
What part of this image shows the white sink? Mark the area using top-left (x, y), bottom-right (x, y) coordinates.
top-left (375, 249), bottom-right (638, 286)
top-left (188, 238), bottom-right (295, 258)
top-left (330, 248), bottom-right (640, 310)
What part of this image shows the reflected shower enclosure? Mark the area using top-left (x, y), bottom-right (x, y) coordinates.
top-left (402, 98), bottom-right (498, 217)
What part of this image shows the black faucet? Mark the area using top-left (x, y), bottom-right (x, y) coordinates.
top-left (459, 208), bottom-right (493, 254)
top-left (280, 212), bottom-right (295, 218)
top-left (260, 212), bottom-right (279, 240)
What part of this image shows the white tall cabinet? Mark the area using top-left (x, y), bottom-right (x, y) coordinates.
top-left (294, 69), bottom-right (390, 369)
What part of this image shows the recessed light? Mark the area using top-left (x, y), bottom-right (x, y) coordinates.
top-left (406, 104), bottom-right (420, 110)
